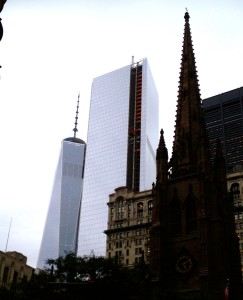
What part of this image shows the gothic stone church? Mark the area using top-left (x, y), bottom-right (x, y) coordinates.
top-left (150, 12), bottom-right (242, 300)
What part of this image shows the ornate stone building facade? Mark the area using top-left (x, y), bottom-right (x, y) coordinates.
top-left (104, 187), bottom-right (152, 266)
top-left (0, 251), bottom-right (33, 289)
top-left (227, 170), bottom-right (243, 278)
top-left (150, 12), bottom-right (242, 300)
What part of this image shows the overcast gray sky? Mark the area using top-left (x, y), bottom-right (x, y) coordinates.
top-left (0, 0), bottom-right (243, 268)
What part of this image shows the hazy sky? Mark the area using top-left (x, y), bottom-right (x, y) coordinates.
top-left (0, 0), bottom-right (243, 268)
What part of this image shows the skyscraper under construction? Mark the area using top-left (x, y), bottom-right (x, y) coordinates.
top-left (78, 58), bottom-right (159, 257)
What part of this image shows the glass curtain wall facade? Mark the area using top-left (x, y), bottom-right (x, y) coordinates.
top-left (78, 58), bottom-right (159, 257)
top-left (37, 138), bottom-right (86, 269)
top-left (202, 87), bottom-right (243, 173)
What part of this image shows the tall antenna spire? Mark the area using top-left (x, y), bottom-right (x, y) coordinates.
top-left (5, 217), bottom-right (12, 252)
top-left (73, 93), bottom-right (80, 138)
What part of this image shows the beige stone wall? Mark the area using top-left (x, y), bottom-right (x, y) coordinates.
top-left (0, 251), bottom-right (33, 289)
top-left (105, 187), bottom-right (152, 266)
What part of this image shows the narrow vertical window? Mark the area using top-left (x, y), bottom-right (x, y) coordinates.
top-left (116, 197), bottom-right (124, 220)
top-left (170, 198), bottom-right (181, 235)
top-left (231, 183), bottom-right (240, 200)
top-left (185, 197), bottom-right (197, 233)
top-left (148, 200), bottom-right (153, 216)
top-left (137, 202), bottom-right (144, 217)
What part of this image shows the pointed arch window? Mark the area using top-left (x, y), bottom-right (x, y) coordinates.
top-left (185, 197), bottom-right (197, 233)
top-left (169, 199), bottom-right (181, 235)
top-left (137, 202), bottom-right (144, 218)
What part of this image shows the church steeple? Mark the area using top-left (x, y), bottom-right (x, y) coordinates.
top-left (150, 11), bottom-right (242, 300)
top-left (170, 11), bottom-right (210, 176)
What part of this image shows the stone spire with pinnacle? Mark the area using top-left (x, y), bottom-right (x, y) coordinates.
top-left (150, 11), bottom-right (242, 300)
top-left (156, 129), bottom-right (168, 187)
top-left (169, 11), bottom-right (211, 177)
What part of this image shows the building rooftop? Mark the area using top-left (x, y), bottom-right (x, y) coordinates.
top-left (63, 137), bottom-right (86, 144)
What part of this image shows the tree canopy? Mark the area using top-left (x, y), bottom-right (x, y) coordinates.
top-left (4, 252), bottom-right (151, 300)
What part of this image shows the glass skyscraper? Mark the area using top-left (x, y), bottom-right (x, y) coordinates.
top-left (37, 100), bottom-right (86, 270)
top-left (78, 58), bottom-right (159, 257)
